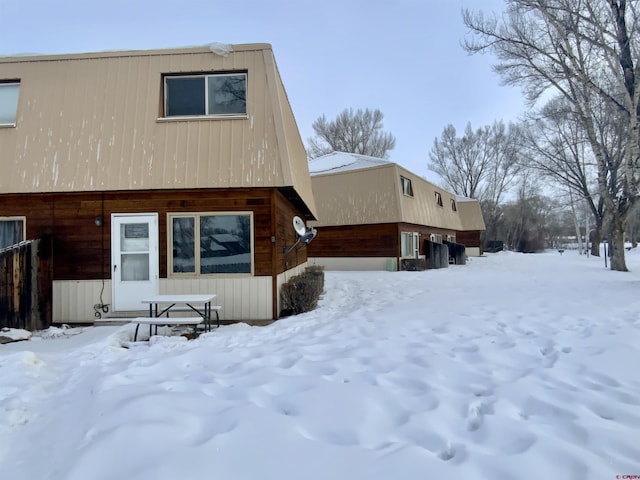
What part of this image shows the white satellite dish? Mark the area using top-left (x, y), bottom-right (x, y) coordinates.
top-left (292, 216), bottom-right (306, 237)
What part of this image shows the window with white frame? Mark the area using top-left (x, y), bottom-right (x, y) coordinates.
top-left (400, 176), bottom-right (414, 196)
top-left (169, 212), bottom-right (253, 275)
top-left (451, 199), bottom-right (457, 211)
top-left (0, 81), bottom-right (20, 126)
top-left (434, 191), bottom-right (443, 207)
top-left (401, 231), bottom-right (419, 257)
top-left (164, 73), bottom-right (247, 117)
top-left (0, 217), bottom-right (25, 249)
top-left (430, 233), bottom-right (443, 243)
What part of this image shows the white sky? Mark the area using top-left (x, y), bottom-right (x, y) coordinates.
top-left (2, 250), bottom-right (639, 478)
top-left (0, 0), bottom-right (525, 183)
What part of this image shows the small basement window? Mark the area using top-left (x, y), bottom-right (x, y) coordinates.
top-left (400, 176), bottom-right (413, 197)
top-left (0, 216), bottom-right (25, 249)
top-left (164, 73), bottom-right (247, 117)
top-left (435, 191), bottom-right (443, 207)
top-left (0, 81), bottom-right (20, 126)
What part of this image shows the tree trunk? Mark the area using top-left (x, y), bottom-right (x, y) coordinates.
top-left (609, 213), bottom-right (628, 271)
top-left (570, 196), bottom-right (583, 254)
top-left (590, 224), bottom-right (602, 257)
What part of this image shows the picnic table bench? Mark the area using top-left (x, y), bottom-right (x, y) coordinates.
top-left (131, 316), bottom-right (203, 341)
top-left (131, 294), bottom-right (221, 341)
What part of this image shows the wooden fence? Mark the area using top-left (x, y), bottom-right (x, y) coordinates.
top-left (424, 240), bottom-right (449, 269)
top-left (445, 241), bottom-right (467, 265)
top-left (0, 236), bottom-right (53, 331)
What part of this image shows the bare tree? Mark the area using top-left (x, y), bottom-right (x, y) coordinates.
top-left (429, 121), bottom-right (520, 200)
top-left (429, 123), bottom-right (491, 198)
top-left (463, 0), bottom-right (640, 271)
top-left (501, 174), bottom-right (554, 252)
top-left (429, 120), bottom-right (521, 244)
top-left (307, 108), bottom-right (396, 159)
top-left (521, 97), bottom-right (606, 255)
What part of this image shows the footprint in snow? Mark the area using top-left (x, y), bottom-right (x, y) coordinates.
top-left (466, 398), bottom-right (494, 432)
top-left (437, 442), bottom-right (466, 464)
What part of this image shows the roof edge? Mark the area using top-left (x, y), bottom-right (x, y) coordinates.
top-left (0, 43), bottom-right (273, 63)
top-left (310, 162), bottom-right (396, 178)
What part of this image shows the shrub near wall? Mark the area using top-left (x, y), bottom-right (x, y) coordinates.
top-left (280, 266), bottom-right (325, 317)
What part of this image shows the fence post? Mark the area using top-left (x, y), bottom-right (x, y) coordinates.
top-left (36, 235), bottom-right (53, 330)
top-left (0, 237), bottom-right (52, 332)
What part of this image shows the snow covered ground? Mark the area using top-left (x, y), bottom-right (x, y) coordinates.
top-left (1, 250), bottom-right (639, 480)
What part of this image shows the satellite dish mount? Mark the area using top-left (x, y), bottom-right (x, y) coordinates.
top-left (284, 216), bottom-right (318, 254)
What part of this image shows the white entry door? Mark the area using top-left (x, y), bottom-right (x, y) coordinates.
top-left (111, 214), bottom-right (159, 311)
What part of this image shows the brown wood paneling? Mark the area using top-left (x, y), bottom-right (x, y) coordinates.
top-left (307, 223), bottom-right (400, 257)
top-left (275, 189), bottom-right (308, 273)
top-left (456, 230), bottom-right (482, 249)
top-left (0, 187), bottom-right (308, 282)
top-left (308, 222), bottom-right (459, 258)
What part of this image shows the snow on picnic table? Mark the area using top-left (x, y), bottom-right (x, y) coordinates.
top-left (1, 250), bottom-right (640, 480)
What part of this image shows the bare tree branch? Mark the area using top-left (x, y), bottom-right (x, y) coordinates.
top-left (306, 108), bottom-right (396, 159)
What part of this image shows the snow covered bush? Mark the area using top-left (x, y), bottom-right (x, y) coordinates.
top-left (279, 266), bottom-right (325, 317)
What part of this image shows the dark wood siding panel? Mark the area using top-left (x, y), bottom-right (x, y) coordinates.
top-left (307, 223), bottom-right (399, 257)
top-left (456, 230), bottom-right (482, 249)
top-left (275, 190), bottom-right (308, 274)
top-left (307, 223), bottom-right (461, 259)
top-left (0, 193), bottom-right (107, 279)
top-left (0, 188), bottom-right (297, 281)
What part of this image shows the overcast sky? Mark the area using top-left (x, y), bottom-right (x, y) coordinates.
top-left (0, 0), bottom-right (525, 184)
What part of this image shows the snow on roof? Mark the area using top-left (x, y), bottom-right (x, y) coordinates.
top-left (308, 152), bottom-right (392, 176)
top-left (456, 195), bottom-right (479, 202)
top-left (208, 42), bottom-right (233, 56)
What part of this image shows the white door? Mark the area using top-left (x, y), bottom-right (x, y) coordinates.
top-left (111, 214), bottom-right (159, 311)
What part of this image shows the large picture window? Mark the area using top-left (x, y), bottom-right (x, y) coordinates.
top-left (164, 73), bottom-right (247, 117)
top-left (169, 212), bottom-right (253, 275)
top-left (0, 81), bottom-right (20, 126)
top-left (0, 217), bottom-right (25, 249)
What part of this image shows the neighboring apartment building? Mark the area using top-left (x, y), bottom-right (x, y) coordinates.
top-left (306, 152), bottom-right (485, 270)
top-left (0, 43), bottom-right (317, 322)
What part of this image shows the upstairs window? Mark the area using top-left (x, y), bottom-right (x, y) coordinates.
top-left (400, 176), bottom-right (413, 196)
top-left (451, 199), bottom-right (457, 211)
top-left (0, 217), bottom-right (25, 249)
top-left (435, 191), bottom-right (443, 207)
top-left (164, 73), bottom-right (247, 117)
top-left (0, 81), bottom-right (20, 126)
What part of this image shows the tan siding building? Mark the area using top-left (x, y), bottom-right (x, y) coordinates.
top-left (0, 44), bottom-right (316, 322)
top-left (306, 152), bottom-right (485, 270)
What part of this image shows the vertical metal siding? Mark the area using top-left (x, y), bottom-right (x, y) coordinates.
top-left (309, 166), bottom-right (401, 226)
top-left (395, 166), bottom-right (464, 231)
top-left (0, 46), bottom-right (315, 204)
top-left (310, 164), bottom-right (468, 231)
top-left (53, 276), bottom-right (274, 323)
